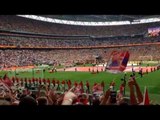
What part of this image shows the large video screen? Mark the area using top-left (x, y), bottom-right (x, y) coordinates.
top-left (148, 27), bottom-right (160, 37)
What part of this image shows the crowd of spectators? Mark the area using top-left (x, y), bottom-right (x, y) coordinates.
top-left (0, 15), bottom-right (160, 68)
top-left (0, 35), bottom-right (160, 48)
top-left (0, 71), bottom-right (154, 105)
top-left (0, 15), bottom-right (159, 105)
top-left (0, 45), bottom-right (160, 68)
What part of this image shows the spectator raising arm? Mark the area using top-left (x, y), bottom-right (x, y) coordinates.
top-left (62, 86), bottom-right (77, 105)
top-left (128, 80), bottom-right (137, 105)
top-left (133, 79), bottom-right (143, 104)
top-left (100, 89), bottom-right (110, 105)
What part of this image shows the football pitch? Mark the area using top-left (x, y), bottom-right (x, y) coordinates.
top-left (0, 68), bottom-right (160, 104)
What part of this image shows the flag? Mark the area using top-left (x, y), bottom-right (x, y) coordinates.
top-left (106, 51), bottom-right (130, 73)
top-left (142, 87), bottom-right (150, 105)
top-left (2, 74), bottom-right (13, 87)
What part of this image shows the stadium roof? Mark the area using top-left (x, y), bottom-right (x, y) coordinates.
top-left (39, 15), bottom-right (158, 22)
top-left (17, 15), bottom-right (160, 26)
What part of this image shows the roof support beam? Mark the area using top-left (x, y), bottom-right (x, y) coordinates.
top-left (17, 15), bottom-right (160, 26)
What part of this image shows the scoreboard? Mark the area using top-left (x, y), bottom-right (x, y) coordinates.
top-left (148, 27), bottom-right (160, 37)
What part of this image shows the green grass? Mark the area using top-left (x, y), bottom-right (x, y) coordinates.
top-left (1, 69), bottom-right (160, 104)
top-left (140, 63), bottom-right (158, 66)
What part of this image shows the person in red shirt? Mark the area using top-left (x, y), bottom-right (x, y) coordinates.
top-left (68, 80), bottom-right (72, 89)
top-left (92, 83), bottom-right (98, 92)
top-left (31, 78), bottom-right (34, 86)
top-left (92, 69), bottom-right (94, 73)
top-left (39, 79), bottom-right (42, 85)
top-left (68, 80), bottom-right (71, 85)
top-left (88, 68), bottom-right (91, 72)
top-left (35, 78), bottom-right (38, 87)
top-left (47, 79), bottom-right (50, 86)
top-left (16, 77), bottom-right (19, 84)
top-left (96, 69), bottom-right (99, 73)
top-left (119, 83), bottom-right (125, 95)
top-left (79, 81), bottom-right (84, 93)
top-left (80, 94), bottom-right (89, 105)
top-left (61, 80), bottom-right (65, 85)
top-left (94, 83), bottom-right (97, 86)
top-left (146, 68), bottom-right (148, 74)
top-left (52, 79), bottom-right (55, 87)
top-left (43, 79), bottom-right (46, 85)
top-left (74, 81), bottom-right (78, 87)
top-left (83, 98), bottom-right (89, 105)
top-left (32, 77), bottom-right (35, 82)
top-left (61, 80), bottom-right (66, 91)
top-left (101, 67), bottom-right (103, 72)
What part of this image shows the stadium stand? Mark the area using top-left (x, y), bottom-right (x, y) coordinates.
top-left (0, 15), bottom-right (160, 105)
top-left (0, 45), bottom-right (160, 67)
top-left (0, 15), bottom-right (160, 36)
